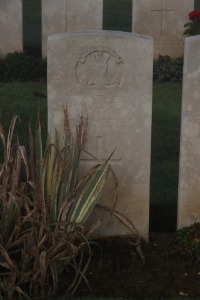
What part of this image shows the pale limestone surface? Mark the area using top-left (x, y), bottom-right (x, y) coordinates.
top-left (42, 0), bottom-right (103, 57)
top-left (0, 0), bottom-right (23, 55)
top-left (178, 36), bottom-right (200, 229)
top-left (67, 0), bottom-right (103, 32)
top-left (132, 0), bottom-right (194, 58)
top-left (42, 0), bottom-right (67, 58)
top-left (48, 31), bottom-right (153, 239)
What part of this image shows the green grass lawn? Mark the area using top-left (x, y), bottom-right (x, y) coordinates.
top-left (0, 82), bottom-right (182, 232)
top-left (0, 82), bottom-right (47, 148)
top-left (150, 83), bottom-right (182, 231)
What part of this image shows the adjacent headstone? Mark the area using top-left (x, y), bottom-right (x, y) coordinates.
top-left (67, 0), bottom-right (103, 32)
top-left (42, 0), bottom-right (67, 58)
top-left (42, 0), bottom-right (103, 57)
top-left (132, 0), bottom-right (194, 58)
top-left (48, 31), bottom-right (153, 239)
top-left (178, 36), bottom-right (200, 229)
top-left (0, 0), bottom-right (23, 55)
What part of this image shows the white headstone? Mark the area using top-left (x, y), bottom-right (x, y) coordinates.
top-left (132, 0), bottom-right (194, 58)
top-left (42, 0), bottom-right (67, 58)
top-left (48, 31), bottom-right (153, 240)
top-left (42, 0), bottom-right (103, 57)
top-left (0, 0), bottom-right (23, 55)
top-left (67, 0), bottom-right (103, 32)
top-left (178, 35), bottom-right (200, 229)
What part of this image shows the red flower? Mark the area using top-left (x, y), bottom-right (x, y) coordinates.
top-left (188, 10), bottom-right (200, 21)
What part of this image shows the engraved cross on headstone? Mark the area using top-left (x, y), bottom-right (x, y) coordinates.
top-left (81, 136), bottom-right (121, 161)
top-left (152, 0), bottom-right (174, 36)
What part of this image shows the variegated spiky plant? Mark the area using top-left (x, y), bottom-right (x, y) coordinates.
top-left (0, 109), bottom-right (113, 299)
top-left (0, 108), bottom-right (143, 299)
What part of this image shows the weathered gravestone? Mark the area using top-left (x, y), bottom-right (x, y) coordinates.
top-left (48, 31), bottom-right (153, 239)
top-left (42, 0), bottom-right (103, 57)
top-left (0, 0), bottom-right (23, 55)
top-left (132, 0), bottom-right (194, 58)
top-left (178, 36), bottom-right (200, 229)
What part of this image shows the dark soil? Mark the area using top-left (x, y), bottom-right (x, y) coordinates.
top-left (77, 233), bottom-right (200, 299)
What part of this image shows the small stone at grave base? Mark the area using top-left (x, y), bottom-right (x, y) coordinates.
top-left (179, 291), bottom-right (188, 296)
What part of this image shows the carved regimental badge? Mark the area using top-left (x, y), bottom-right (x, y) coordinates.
top-left (76, 46), bottom-right (125, 96)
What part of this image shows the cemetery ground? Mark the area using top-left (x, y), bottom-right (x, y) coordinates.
top-left (2, 81), bottom-right (200, 299)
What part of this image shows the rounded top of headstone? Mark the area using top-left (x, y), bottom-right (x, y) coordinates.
top-left (48, 30), bottom-right (153, 42)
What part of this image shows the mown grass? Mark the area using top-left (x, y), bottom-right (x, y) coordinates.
top-left (0, 82), bottom-right (182, 231)
top-left (0, 82), bottom-right (47, 148)
top-left (150, 83), bottom-right (182, 231)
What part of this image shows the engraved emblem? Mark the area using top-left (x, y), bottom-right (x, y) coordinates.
top-left (76, 46), bottom-right (125, 96)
